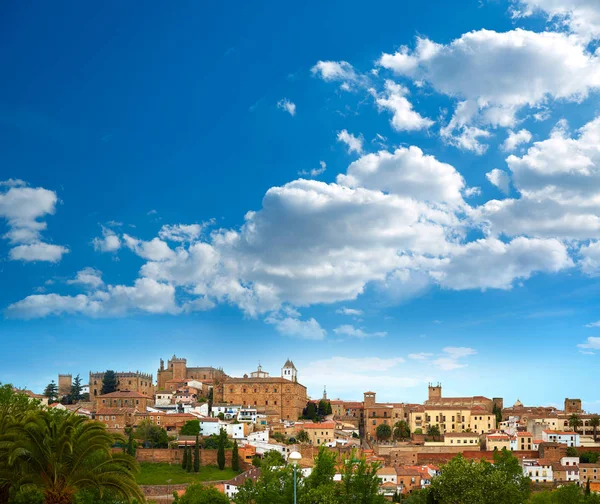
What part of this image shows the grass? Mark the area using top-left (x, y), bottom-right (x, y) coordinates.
top-left (136, 462), bottom-right (240, 485)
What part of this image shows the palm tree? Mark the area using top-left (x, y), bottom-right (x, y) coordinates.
top-left (590, 415), bottom-right (600, 442)
top-left (6, 410), bottom-right (144, 504)
top-left (393, 420), bottom-right (410, 441)
top-left (569, 414), bottom-right (583, 433)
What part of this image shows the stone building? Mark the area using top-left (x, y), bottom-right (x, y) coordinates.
top-left (220, 361), bottom-right (307, 421)
top-left (58, 374), bottom-right (72, 397)
top-left (89, 371), bottom-right (154, 398)
top-left (363, 391), bottom-right (407, 441)
top-left (156, 355), bottom-right (225, 390)
top-left (564, 398), bottom-right (583, 414)
top-left (95, 390), bottom-right (153, 410)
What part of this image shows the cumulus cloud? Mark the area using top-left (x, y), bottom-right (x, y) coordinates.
top-left (486, 168), bottom-right (511, 194)
top-left (476, 116), bottom-right (600, 239)
top-left (577, 337), bottom-right (600, 354)
top-left (9, 243), bottom-right (69, 263)
top-left (0, 182), bottom-right (68, 262)
top-left (337, 130), bottom-right (364, 154)
top-left (67, 267), bottom-right (104, 289)
top-left (585, 320), bottom-right (600, 328)
top-left (265, 312), bottom-right (326, 340)
top-left (6, 278), bottom-right (178, 319)
top-left (158, 223), bottom-right (207, 243)
top-left (374, 80), bottom-right (434, 131)
top-left (379, 29), bottom-right (600, 151)
top-left (277, 98), bottom-right (296, 116)
top-left (333, 324), bottom-right (387, 338)
top-left (512, 0), bottom-right (600, 41)
top-left (92, 226), bottom-right (121, 252)
top-left (579, 241), bottom-right (600, 276)
top-left (122, 234), bottom-right (175, 261)
top-left (408, 352), bottom-right (433, 360)
top-left (431, 237), bottom-right (573, 290)
top-left (502, 129), bottom-right (533, 152)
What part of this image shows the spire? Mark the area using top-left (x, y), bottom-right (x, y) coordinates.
top-left (323, 386), bottom-right (327, 400)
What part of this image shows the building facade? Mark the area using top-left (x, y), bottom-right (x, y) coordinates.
top-left (220, 362), bottom-right (307, 420)
top-left (89, 371), bottom-right (154, 398)
top-left (156, 355), bottom-right (225, 391)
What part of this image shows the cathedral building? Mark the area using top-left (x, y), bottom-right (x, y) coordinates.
top-left (156, 355), bottom-right (226, 391)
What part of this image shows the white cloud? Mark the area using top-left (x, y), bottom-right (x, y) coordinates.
top-left (67, 267), bottom-right (104, 289)
top-left (408, 352), bottom-right (433, 360)
top-left (476, 116), bottom-right (600, 239)
top-left (6, 278), bottom-right (178, 319)
top-left (577, 336), bottom-right (600, 351)
top-left (579, 241), bottom-right (600, 276)
top-left (585, 320), bottom-right (600, 328)
top-left (432, 347), bottom-right (477, 370)
top-left (337, 130), bottom-right (364, 154)
top-left (9, 243), bottom-right (69, 263)
top-left (464, 187), bottom-right (481, 197)
top-left (311, 60), bottom-right (367, 90)
top-left (502, 129), bottom-right (532, 152)
top-left (379, 29), bottom-right (600, 152)
top-left (431, 237), bottom-right (573, 290)
top-left (0, 183), bottom-right (67, 262)
top-left (512, 0), bottom-right (600, 41)
top-left (299, 161), bottom-right (326, 178)
top-left (486, 168), bottom-right (511, 194)
top-left (374, 80), bottom-right (434, 131)
top-left (277, 98), bottom-right (296, 116)
top-left (333, 324), bottom-right (387, 338)
top-left (336, 307), bottom-right (363, 316)
top-left (265, 313), bottom-right (326, 340)
top-left (338, 146), bottom-right (467, 207)
top-left (122, 234), bottom-right (175, 261)
top-left (92, 226), bottom-right (121, 252)
top-left (0, 178), bottom-right (27, 187)
top-left (158, 223), bottom-right (206, 243)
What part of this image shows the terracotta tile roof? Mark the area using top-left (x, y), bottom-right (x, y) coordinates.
top-left (303, 421), bottom-right (336, 429)
top-left (377, 467), bottom-right (397, 476)
top-left (517, 432), bottom-right (533, 437)
top-left (445, 432), bottom-right (480, 437)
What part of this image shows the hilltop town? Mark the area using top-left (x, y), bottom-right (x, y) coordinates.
top-left (17, 354), bottom-right (600, 500)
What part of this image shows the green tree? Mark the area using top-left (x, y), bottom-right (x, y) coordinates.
top-left (492, 403), bottom-right (503, 425)
top-left (566, 446), bottom-right (579, 457)
top-left (303, 446), bottom-right (336, 493)
top-left (590, 415), bottom-right (600, 442)
top-left (376, 423), bottom-right (392, 442)
top-left (186, 445), bottom-right (193, 472)
top-left (393, 420), bottom-right (410, 441)
top-left (43, 381), bottom-right (58, 404)
top-left (337, 452), bottom-right (385, 504)
top-left (304, 401), bottom-right (318, 421)
top-left (100, 370), bottom-right (118, 395)
top-left (0, 384), bottom-right (43, 504)
top-left (182, 442), bottom-right (188, 470)
top-left (194, 435), bottom-right (200, 473)
top-left (413, 428), bottom-right (423, 435)
top-left (217, 412), bottom-right (225, 420)
top-left (180, 419), bottom-right (200, 436)
top-left (217, 428), bottom-right (226, 470)
top-left (4, 409), bottom-right (143, 504)
top-left (232, 440), bottom-right (240, 472)
top-left (569, 414), bottom-right (583, 432)
top-left (586, 479), bottom-right (592, 496)
top-left (125, 427), bottom-right (136, 457)
top-left (427, 424), bottom-right (441, 441)
top-left (297, 430), bottom-right (310, 444)
top-left (429, 451), bottom-right (530, 504)
top-left (69, 374), bottom-right (83, 404)
top-left (133, 419), bottom-right (170, 448)
top-left (318, 400), bottom-right (331, 417)
top-left (174, 483), bottom-right (230, 504)
top-left (262, 450), bottom-right (286, 467)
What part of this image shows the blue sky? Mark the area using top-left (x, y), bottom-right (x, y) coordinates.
top-left (2, 0), bottom-right (600, 411)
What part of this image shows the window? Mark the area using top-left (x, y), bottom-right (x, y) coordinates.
top-left (274, 388), bottom-right (277, 393)
top-left (373, 420), bottom-right (376, 425)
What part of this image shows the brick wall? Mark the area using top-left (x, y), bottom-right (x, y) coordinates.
top-left (134, 448), bottom-right (250, 470)
top-left (416, 450), bottom-right (539, 464)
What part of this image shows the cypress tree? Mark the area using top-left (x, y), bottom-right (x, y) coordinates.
top-left (101, 370), bottom-right (118, 395)
top-left (586, 479), bottom-right (591, 496)
top-left (217, 433), bottom-right (226, 470)
top-left (182, 442), bottom-right (188, 470)
top-left (232, 440), bottom-right (239, 472)
top-left (193, 434), bottom-right (200, 473)
top-left (186, 445), bottom-right (193, 472)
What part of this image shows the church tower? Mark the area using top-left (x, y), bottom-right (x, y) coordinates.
top-left (281, 359), bottom-right (297, 382)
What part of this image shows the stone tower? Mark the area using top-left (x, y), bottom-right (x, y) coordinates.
top-left (565, 398), bottom-right (582, 414)
top-left (364, 391), bottom-right (376, 408)
top-left (428, 382), bottom-right (442, 401)
top-left (282, 359), bottom-right (297, 382)
top-left (58, 374), bottom-right (72, 397)
top-left (169, 355), bottom-right (187, 380)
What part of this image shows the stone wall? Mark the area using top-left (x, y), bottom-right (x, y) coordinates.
top-left (134, 448), bottom-right (250, 470)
